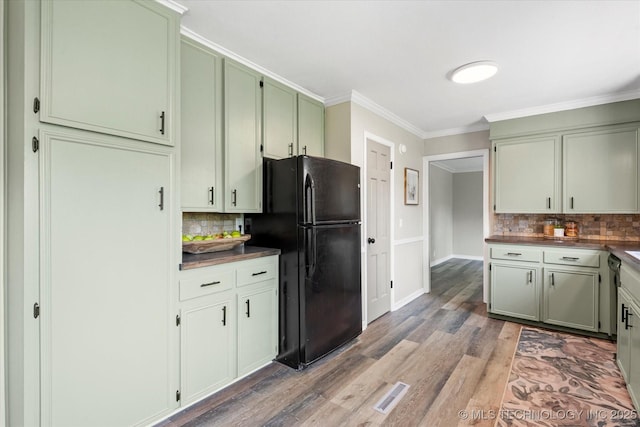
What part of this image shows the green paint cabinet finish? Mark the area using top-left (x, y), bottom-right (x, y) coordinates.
top-left (543, 269), bottom-right (599, 332)
top-left (237, 283), bottom-right (278, 376)
top-left (619, 264), bottom-right (640, 410)
top-left (40, 0), bottom-right (178, 145)
top-left (489, 244), bottom-right (611, 335)
top-left (563, 126), bottom-right (639, 213)
top-left (263, 78), bottom-right (298, 159)
top-left (490, 263), bottom-right (540, 321)
top-left (494, 136), bottom-right (561, 213)
top-left (39, 129), bottom-right (176, 426)
top-left (178, 256), bottom-right (278, 405)
top-left (180, 293), bottom-right (235, 404)
top-left (224, 60), bottom-right (263, 213)
top-left (180, 37), bottom-right (224, 211)
top-left (298, 94), bottom-right (325, 157)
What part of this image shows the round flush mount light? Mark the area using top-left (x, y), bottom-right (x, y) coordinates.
top-left (451, 61), bottom-right (498, 84)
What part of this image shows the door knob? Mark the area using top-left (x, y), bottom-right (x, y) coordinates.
top-left (368, 237), bottom-right (376, 244)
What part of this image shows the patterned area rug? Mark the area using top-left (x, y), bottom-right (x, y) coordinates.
top-left (497, 327), bottom-right (639, 427)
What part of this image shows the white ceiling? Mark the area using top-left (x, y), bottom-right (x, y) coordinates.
top-left (173, 0), bottom-right (640, 138)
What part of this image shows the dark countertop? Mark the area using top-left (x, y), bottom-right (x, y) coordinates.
top-left (181, 245), bottom-right (281, 270)
top-left (486, 235), bottom-right (640, 270)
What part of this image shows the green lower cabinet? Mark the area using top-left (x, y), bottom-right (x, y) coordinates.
top-left (543, 269), bottom-right (599, 332)
top-left (629, 298), bottom-right (640, 410)
top-left (237, 282), bottom-right (278, 377)
top-left (490, 264), bottom-right (539, 321)
top-left (180, 293), bottom-right (236, 404)
top-left (618, 288), bottom-right (632, 381)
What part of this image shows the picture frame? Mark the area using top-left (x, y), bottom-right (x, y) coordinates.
top-left (404, 168), bottom-right (419, 205)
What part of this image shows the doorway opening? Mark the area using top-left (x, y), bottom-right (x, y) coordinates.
top-left (422, 149), bottom-right (490, 302)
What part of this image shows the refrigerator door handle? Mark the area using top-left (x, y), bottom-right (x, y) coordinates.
top-left (304, 174), bottom-right (316, 225)
top-left (305, 228), bottom-right (317, 278)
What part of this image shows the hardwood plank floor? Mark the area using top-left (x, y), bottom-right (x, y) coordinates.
top-left (158, 259), bottom-right (520, 427)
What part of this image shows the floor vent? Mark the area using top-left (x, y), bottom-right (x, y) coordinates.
top-left (373, 382), bottom-right (410, 414)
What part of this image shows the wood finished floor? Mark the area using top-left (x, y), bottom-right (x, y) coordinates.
top-left (158, 259), bottom-right (521, 427)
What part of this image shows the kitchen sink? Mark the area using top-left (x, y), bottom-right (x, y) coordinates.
top-left (625, 251), bottom-right (640, 261)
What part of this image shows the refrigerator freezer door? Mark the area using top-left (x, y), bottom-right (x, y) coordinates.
top-left (298, 223), bottom-right (362, 366)
top-left (299, 156), bottom-right (360, 224)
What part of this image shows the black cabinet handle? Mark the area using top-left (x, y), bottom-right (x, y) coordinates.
top-left (527, 271), bottom-right (532, 283)
top-left (232, 189), bottom-right (237, 206)
top-left (160, 111), bottom-right (165, 135)
top-left (200, 280), bottom-right (221, 288)
top-left (561, 257), bottom-right (580, 261)
top-left (288, 143), bottom-right (294, 156)
top-left (222, 306), bottom-right (227, 326)
top-left (547, 197), bottom-right (551, 209)
top-left (246, 299), bottom-right (251, 318)
top-left (570, 196), bottom-right (574, 209)
top-left (506, 252), bottom-right (522, 256)
top-left (209, 187), bottom-right (215, 205)
top-left (622, 303), bottom-right (628, 323)
top-left (550, 273), bottom-right (555, 286)
top-left (251, 271), bottom-right (267, 277)
top-left (626, 311), bottom-right (633, 330)
top-left (158, 187), bottom-right (164, 210)
top-left (303, 146), bottom-right (307, 155)
top-left (368, 237), bottom-right (376, 244)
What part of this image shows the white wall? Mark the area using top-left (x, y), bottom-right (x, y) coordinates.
top-left (452, 172), bottom-right (483, 257)
top-left (429, 165), bottom-right (452, 264)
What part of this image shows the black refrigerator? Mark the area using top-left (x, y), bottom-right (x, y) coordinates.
top-left (246, 155), bottom-right (362, 370)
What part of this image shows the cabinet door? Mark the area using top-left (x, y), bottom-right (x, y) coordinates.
top-left (490, 264), bottom-right (539, 321)
top-left (181, 295), bottom-right (235, 404)
top-left (494, 136), bottom-right (560, 213)
top-left (181, 38), bottom-right (223, 211)
top-left (618, 288), bottom-right (633, 381)
top-left (298, 94), bottom-right (325, 157)
top-left (564, 127), bottom-right (639, 213)
top-left (40, 0), bottom-right (177, 145)
top-left (544, 269), bottom-right (599, 331)
top-left (39, 130), bottom-right (176, 426)
top-left (224, 60), bottom-right (262, 212)
top-left (263, 78), bottom-right (297, 159)
top-left (628, 298), bottom-right (640, 409)
top-left (237, 283), bottom-right (277, 376)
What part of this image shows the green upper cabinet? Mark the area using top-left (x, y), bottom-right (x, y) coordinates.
top-left (180, 38), bottom-right (223, 211)
top-left (564, 126), bottom-right (639, 213)
top-left (297, 94), bottom-right (325, 157)
top-left (40, 0), bottom-right (178, 145)
top-left (494, 135), bottom-right (561, 213)
top-left (224, 60), bottom-right (263, 213)
top-left (263, 78), bottom-right (297, 159)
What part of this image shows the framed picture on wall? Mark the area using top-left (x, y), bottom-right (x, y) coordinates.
top-left (404, 168), bottom-right (419, 205)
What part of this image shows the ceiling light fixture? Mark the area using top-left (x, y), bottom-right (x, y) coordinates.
top-left (451, 61), bottom-right (498, 84)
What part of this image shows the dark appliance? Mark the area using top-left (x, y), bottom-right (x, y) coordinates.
top-left (246, 155), bottom-right (362, 369)
top-left (609, 253), bottom-right (621, 336)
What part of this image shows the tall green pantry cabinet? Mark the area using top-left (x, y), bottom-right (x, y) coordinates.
top-left (6, 1), bottom-right (182, 426)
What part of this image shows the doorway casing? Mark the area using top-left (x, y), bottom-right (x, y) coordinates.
top-left (422, 149), bottom-right (490, 302)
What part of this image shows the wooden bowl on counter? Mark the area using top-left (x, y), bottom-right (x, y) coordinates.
top-left (182, 235), bottom-right (251, 254)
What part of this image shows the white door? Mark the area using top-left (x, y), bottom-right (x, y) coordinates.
top-left (366, 140), bottom-right (391, 323)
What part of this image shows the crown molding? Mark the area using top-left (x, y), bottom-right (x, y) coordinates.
top-left (484, 89), bottom-right (640, 123)
top-left (431, 160), bottom-right (483, 173)
top-left (180, 27), bottom-right (324, 103)
top-left (155, 0), bottom-right (188, 15)
top-left (423, 123), bottom-right (489, 140)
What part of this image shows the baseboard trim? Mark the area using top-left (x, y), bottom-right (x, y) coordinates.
top-left (431, 254), bottom-right (483, 266)
top-left (392, 288), bottom-right (425, 311)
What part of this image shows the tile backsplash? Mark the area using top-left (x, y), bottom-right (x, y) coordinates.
top-left (493, 214), bottom-right (640, 242)
top-left (182, 212), bottom-right (242, 236)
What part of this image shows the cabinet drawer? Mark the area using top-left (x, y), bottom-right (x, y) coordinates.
top-left (180, 270), bottom-right (234, 301)
top-left (490, 247), bottom-right (541, 263)
top-left (237, 262), bottom-right (277, 287)
top-left (543, 250), bottom-right (600, 268)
